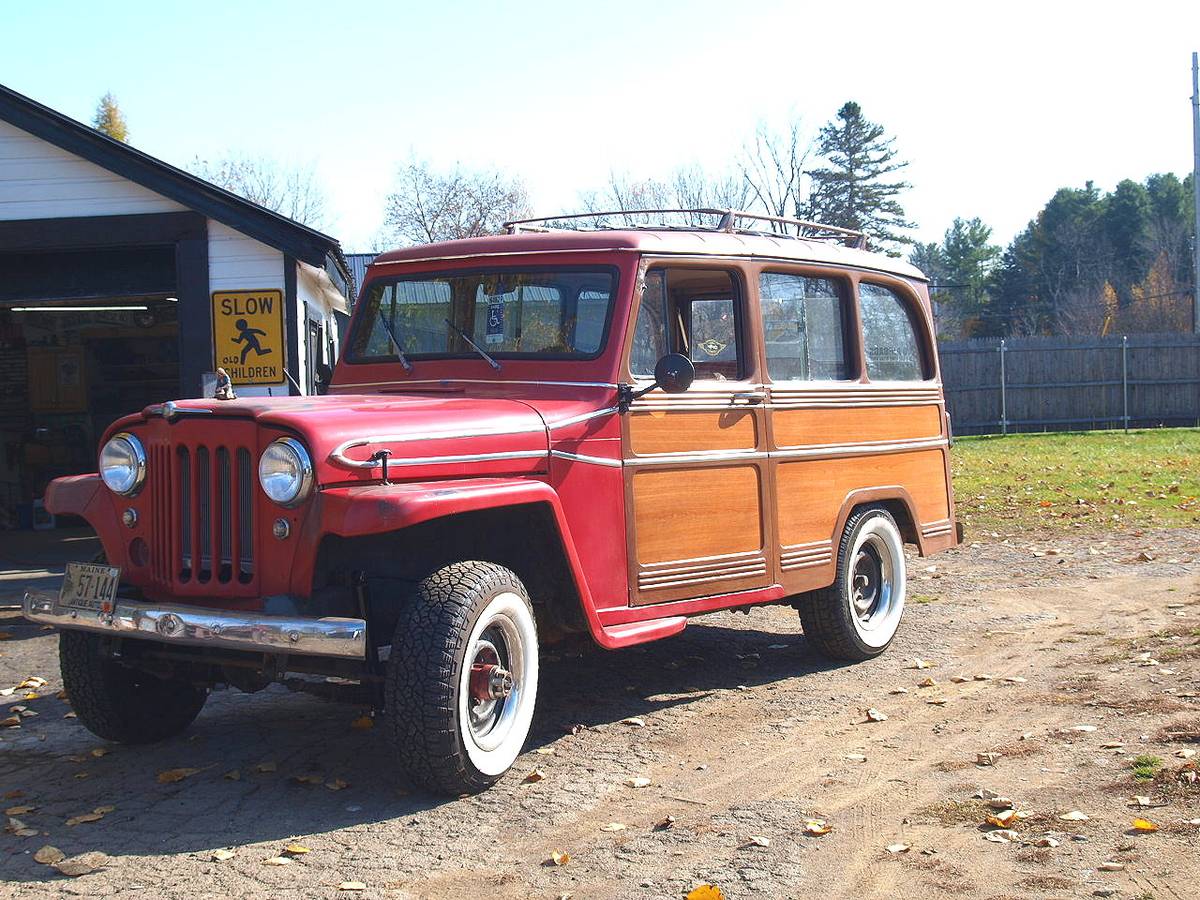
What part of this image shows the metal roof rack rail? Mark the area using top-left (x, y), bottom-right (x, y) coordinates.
top-left (503, 208), bottom-right (868, 250)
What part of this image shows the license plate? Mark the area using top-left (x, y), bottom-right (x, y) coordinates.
top-left (59, 562), bottom-right (121, 613)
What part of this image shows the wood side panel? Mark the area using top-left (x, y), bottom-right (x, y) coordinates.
top-left (629, 409), bottom-right (757, 455)
top-left (775, 449), bottom-right (950, 546)
top-left (773, 404), bottom-right (942, 448)
top-left (632, 465), bottom-right (762, 564)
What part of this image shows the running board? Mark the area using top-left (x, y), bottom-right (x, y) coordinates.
top-left (599, 615), bottom-right (687, 648)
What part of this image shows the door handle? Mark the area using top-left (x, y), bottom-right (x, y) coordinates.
top-left (731, 391), bottom-right (766, 405)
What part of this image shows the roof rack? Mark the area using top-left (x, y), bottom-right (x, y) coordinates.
top-left (503, 208), bottom-right (868, 250)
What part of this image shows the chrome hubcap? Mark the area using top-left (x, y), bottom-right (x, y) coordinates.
top-left (850, 535), bottom-right (892, 627)
top-left (465, 622), bottom-right (524, 750)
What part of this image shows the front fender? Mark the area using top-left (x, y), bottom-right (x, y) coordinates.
top-left (312, 478), bottom-right (617, 647)
top-left (43, 474), bottom-right (125, 565)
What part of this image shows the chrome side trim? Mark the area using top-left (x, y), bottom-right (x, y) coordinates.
top-left (329, 426), bottom-right (546, 469)
top-left (550, 450), bottom-right (623, 468)
top-left (624, 449), bottom-right (766, 467)
top-left (547, 406), bottom-right (620, 429)
top-left (22, 591), bottom-right (366, 660)
top-left (329, 378), bottom-right (620, 391)
top-left (770, 437), bottom-right (948, 460)
top-left (365, 449), bottom-right (548, 469)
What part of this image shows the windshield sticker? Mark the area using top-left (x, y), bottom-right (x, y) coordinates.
top-left (486, 295), bottom-right (505, 345)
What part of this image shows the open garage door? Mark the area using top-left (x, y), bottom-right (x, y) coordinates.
top-left (0, 248), bottom-right (180, 530)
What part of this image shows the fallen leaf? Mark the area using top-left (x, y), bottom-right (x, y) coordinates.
top-left (1100, 741), bottom-right (1125, 749)
top-left (987, 810), bottom-right (1019, 828)
top-left (262, 856), bottom-right (293, 866)
top-left (950, 675), bottom-right (970, 684)
top-left (803, 819), bottom-right (831, 836)
top-left (620, 716), bottom-right (646, 727)
top-left (535, 748), bottom-right (555, 755)
top-left (254, 761), bottom-right (278, 774)
top-left (212, 848), bottom-right (235, 861)
top-left (909, 658), bottom-right (934, 669)
top-left (743, 835), bottom-right (770, 848)
top-left (90, 748), bottom-right (109, 758)
top-left (889, 687), bottom-right (909, 695)
top-left (283, 844), bottom-right (310, 855)
top-left (625, 776), bottom-right (651, 788)
top-left (4, 805), bottom-right (36, 816)
top-left (550, 849), bottom-right (570, 866)
top-left (1177, 748), bottom-right (1197, 759)
top-left (1034, 837), bottom-right (1059, 848)
top-left (654, 815), bottom-right (677, 831)
top-left (349, 715), bottom-right (374, 730)
top-left (18, 677), bottom-right (47, 690)
top-left (1002, 676), bottom-right (1027, 684)
top-left (864, 708), bottom-right (888, 723)
top-left (33, 845), bottom-right (65, 865)
top-left (223, 769), bottom-right (241, 781)
top-left (2, 790), bottom-right (24, 800)
top-left (291, 774), bottom-right (324, 785)
top-left (93, 805), bottom-right (115, 815)
top-left (917, 677), bottom-right (937, 688)
top-left (844, 753), bottom-right (867, 763)
top-left (1058, 811), bottom-right (1089, 821)
top-left (339, 883), bottom-right (367, 892)
top-left (1132, 795), bottom-right (1152, 807)
top-left (973, 673), bottom-right (993, 681)
top-left (5, 816), bottom-right (37, 837)
top-left (926, 698), bottom-right (948, 706)
top-left (0, 716), bottom-right (20, 728)
top-left (886, 843), bottom-right (910, 853)
top-left (54, 851), bottom-right (109, 877)
top-left (525, 769), bottom-right (547, 783)
top-left (1131, 818), bottom-right (1159, 833)
top-left (1098, 861), bottom-right (1124, 871)
top-left (599, 822), bottom-right (627, 832)
top-left (983, 829), bottom-right (1020, 843)
top-left (686, 887), bottom-right (725, 900)
top-left (156, 767), bottom-right (201, 784)
top-left (65, 812), bottom-right (103, 826)
top-left (325, 778), bottom-right (349, 791)
top-left (976, 752), bottom-right (1001, 766)
top-left (987, 797), bottom-right (1014, 810)
top-left (1070, 725), bottom-right (1097, 733)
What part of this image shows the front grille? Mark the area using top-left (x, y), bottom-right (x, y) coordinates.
top-left (146, 438), bottom-right (255, 589)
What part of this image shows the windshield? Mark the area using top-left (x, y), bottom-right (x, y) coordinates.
top-left (348, 267), bottom-right (618, 363)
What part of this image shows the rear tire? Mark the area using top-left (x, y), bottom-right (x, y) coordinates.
top-left (799, 506), bottom-right (907, 661)
top-left (59, 631), bottom-right (208, 743)
top-left (384, 561), bottom-right (539, 795)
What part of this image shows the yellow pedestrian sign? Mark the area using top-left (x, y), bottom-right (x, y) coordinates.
top-left (212, 290), bottom-right (284, 385)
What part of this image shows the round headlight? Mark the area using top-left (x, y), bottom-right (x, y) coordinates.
top-left (258, 438), bottom-right (313, 507)
top-left (99, 433), bottom-right (146, 496)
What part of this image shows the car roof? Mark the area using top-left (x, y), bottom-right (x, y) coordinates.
top-left (371, 229), bottom-right (927, 282)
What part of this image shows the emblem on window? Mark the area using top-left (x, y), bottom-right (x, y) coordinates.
top-left (699, 338), bottom-right (727, 357)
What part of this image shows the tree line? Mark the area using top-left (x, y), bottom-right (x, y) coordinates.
top-left (93, 92), bottom-right (1197, 337)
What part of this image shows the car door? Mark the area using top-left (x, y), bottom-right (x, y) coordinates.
top-left (621, 262), bottom-right (773, 606)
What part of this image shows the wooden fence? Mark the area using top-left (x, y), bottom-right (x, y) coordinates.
top-left (938, 333), bottom-right (1200, 435)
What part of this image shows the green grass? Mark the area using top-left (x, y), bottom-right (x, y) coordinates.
top-left (1132, 754), bottom-right (1164, 782)
top-left (951, 429), bottom-right (1200, 535)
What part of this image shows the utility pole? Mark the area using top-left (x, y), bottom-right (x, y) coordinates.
top-left (1193, 51), bottom-right (1200, 333)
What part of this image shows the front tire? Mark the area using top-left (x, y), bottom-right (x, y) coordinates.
top-left (799, 506), bottom-right (907, 661)
top-left (385, 561), bottom-right (539, 795)
top-left (59, 631), bottom-right (209, 743)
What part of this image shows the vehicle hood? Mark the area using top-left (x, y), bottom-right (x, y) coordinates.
top-left (130, 394), bottom-right (550, 484)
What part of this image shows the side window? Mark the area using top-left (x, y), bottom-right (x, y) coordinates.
top-left (859, 282), bottom-right (928, 381)
top-left (629, 268), bottom-right (744, 381)
top-left (759, 272), bottom-right (850, 381)
top-left (630, 270), bottom-right (667, 378)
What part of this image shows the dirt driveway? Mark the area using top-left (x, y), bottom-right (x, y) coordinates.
top-left (2, 531), bottom-right (1198, 899)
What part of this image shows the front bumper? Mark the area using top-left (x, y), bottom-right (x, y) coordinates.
top-left (22, 591), bottom-right (367, 660)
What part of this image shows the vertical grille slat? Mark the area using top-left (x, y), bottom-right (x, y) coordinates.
top-left (236, 448), bottom-right (253, 580)
top-left (217, 447), bottom-right (232, 582)
top-left (177, 447), bottom-right (190, 580)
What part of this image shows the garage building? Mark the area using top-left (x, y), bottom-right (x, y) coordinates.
top-left (0, 84), bottom-right (352, 530)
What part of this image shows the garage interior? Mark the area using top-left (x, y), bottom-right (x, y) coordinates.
top-left (0, 246), bottom-right (182, 529)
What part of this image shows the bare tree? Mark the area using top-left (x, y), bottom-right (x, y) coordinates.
top-left (579, 165), bottom-right (751, 227)
top-left (190, 155), bottom-right (329, 230)
top-left (381, 160), bottom-right (529, 245)
top-left (738, 118), bottom-right (814, 227)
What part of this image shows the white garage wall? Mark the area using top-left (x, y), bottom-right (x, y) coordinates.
top-left (0, 120), bottom-right (186, 220)
top-left (207, 220), bottom-right (289, 397)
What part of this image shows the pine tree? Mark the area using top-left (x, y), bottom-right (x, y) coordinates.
top-left (805, 101), bottom-right (913, 249)
top-left (92, 92), bottom-right (128, 142)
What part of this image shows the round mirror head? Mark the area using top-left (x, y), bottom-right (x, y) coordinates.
top-left (654, 353), bottom-right (695, 394)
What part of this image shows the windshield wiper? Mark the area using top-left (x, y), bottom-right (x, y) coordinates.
top-left (377, 314), bottom-right (413, 373)
top-left (444, 318), bottom-right (501, 370)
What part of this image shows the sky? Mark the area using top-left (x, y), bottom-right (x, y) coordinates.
top-left (3, 1), bottom-right (1198, 252)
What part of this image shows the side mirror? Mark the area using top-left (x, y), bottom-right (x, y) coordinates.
top-left (653, 353), bottom-right (694, 394)
top-left (314, 362), bottom-right (333, 395)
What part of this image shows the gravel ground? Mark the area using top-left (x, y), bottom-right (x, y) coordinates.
top-left (2, 529), bottom-right (1198, 899)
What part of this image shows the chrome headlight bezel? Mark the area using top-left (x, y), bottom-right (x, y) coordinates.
top-left (258, 437), bottom-right (314, 508)
top-left (99, 432), bottom-right (147, 497)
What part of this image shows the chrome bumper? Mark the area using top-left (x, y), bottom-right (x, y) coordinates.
top-left (22, 591), bottom-right (367, 660)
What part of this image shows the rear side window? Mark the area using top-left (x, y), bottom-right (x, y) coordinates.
top-left (859, 282), bottom-right (928, 381)
top-left (759, 273), bottom-right (850, 381)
